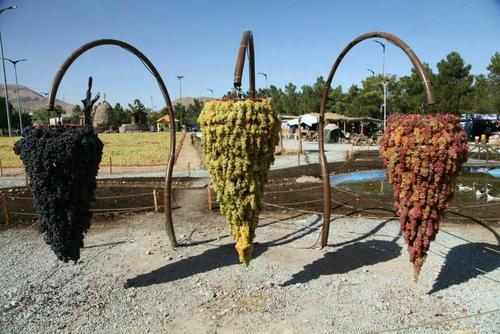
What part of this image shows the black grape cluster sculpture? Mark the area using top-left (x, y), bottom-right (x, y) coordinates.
top-left (14, 125), bottom-right (103, 262)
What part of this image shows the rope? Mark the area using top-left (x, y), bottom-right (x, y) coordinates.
top-left (265, 184), bottom-right (322, 194)
top-left (6, 191), bottom-right (163, 200)
top-left (365, 308), bottom-right (500, 334)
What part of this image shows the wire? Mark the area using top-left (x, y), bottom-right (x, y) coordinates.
top-left (365, 308), bottom-right (499, 334)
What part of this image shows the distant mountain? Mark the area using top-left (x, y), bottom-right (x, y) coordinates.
top-left (0, 84), bottom-right (75, 114)
top-left (171, 96), bottom-right (214, 107)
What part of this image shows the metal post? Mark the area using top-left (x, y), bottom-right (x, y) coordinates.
top-left (46, 38), bottom-right (178, 246)
top-left (10, 60), bottom-right (27, 131)
top-left (177, 75), bottom-right (183, 129)
top-left (0, 31), bottom-right (11, 137)
top-left (318, 31), bottom-right (435, 248)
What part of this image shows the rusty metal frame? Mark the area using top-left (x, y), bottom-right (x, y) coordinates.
top-left (319, 31), bottom-right (435, 248)
top-left (47, 38), bottom-right (177, 247)
top-left (233, 30), bottom-right (256, 98)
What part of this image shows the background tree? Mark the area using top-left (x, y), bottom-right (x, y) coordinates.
top-left (33, 105), bottom-right (65, 124)
top-left (114, 102), bottom-right (129, 125)
top-left (127, 99), bottom-right (146, 114)
top-left (184, 98), bottom-right (204, 126)
top-left (434, 52), bottom-right (473, 114)
top-left (0, 97), bottom-right (14, 132)
top-left (173, 102), bottom-right (186, 130)
top-left (487, 52), bottom-right (500, 112)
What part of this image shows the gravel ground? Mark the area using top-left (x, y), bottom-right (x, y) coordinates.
top-left (0, 188), bottom-right (499, 333)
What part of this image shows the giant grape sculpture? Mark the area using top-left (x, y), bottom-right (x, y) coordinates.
top-left (14, 125), bottom-right (103, 262)
top-left (380, 114), bottom-right (468, 280)
top-left (198, 99), bottom-right (280, 265)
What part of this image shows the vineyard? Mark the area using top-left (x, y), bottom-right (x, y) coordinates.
top-left (0, 132), bottom-right (181, 168)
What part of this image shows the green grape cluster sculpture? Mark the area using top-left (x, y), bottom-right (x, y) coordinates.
top-left (198, 99), bottom-right (280, 265)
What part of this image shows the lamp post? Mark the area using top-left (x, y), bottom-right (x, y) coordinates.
top-left (176, 75), bottom-right (184, 128)
top-left (0, 5), bottom-right (17, 136)
top-left (4, 58), bottom-right (26, 130)
top-left (374, 40), bottom-right (387, 130)
top-left (258, 72), bottom-right (268, 90)
top-left (366, 68), bottom-right (375, 77)
top-left (207, 88), bottom-right (214, 98)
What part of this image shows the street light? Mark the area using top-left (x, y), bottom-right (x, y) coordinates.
top-left (207, 88), bottom-right (214, 98)
top-left (258, 72), bottom-right (268, 90)
top-left (366, 68), bottom-right (375, 77)
top-left (176, 75), bottom-right (184, 128)
top-left (0, 5), bottom-right (17, 136)
top-left (374, 40), bottom-right (387, 131)
top-left (3, 58), bottom-right (27, 130)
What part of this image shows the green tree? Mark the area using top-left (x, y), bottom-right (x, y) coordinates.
top-left (174, 102), bottom-right (186, 129)
top-left (114, 102), bottom-right (129, 125)
top-left (185, 99), bottom-right (204, 126)
top-left (127, 99), bottom-right (146, 114)
top-left (487, 52), bottom-right (500, 112)
top-left (0, 97), bottom-right (14, 132)
top-left (33, 105), bottom-right (65, 124)
top-left (282, 83), bottom-right (300, 115)
top-left (434, 52), bottom-right (473, 114)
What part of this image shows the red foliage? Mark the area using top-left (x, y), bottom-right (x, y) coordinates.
top-left (380, 114), bottom-right (468, 280)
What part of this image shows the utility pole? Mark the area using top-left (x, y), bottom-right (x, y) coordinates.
top-left (207, 88), bottom-right (214, 98)
top-left (0, 5), bottom-right (16, 136)
top-left (258, 72), bottom-right (268, 90)
top-left (374, 40), bottom-right (387, 131)
top-left (4, 58), bottom-right (27, 130)
top-left (176, 75), bottom-right (184, 129)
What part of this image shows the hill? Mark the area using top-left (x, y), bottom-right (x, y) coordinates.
top-left (171, 96), bottom-right (214, 107)
top-left (0, 84), bottom-right (74, 114)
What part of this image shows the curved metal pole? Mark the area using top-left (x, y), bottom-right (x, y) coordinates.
top-left (47, 38), bottom-right (177, 247)
top-left (233, 30), bottom-right (256, 98)
top-left (319, 31), bottom-right (435, 248)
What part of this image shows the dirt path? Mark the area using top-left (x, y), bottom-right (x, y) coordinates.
top-left (173, 133), bottom-right (203, 172)
top-left (0, 200), bottom-right (498, 333)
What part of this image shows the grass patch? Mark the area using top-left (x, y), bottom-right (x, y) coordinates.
top-left (0, 132), bottom-right (180, 168)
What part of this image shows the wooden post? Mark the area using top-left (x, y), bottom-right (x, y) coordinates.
top-left (153, 189), bottom-right (159, 212)
top-left (109, 156), bottom-right (113, 175)
top-left (207, 184), bottom-right (212, 211)
top-left (298, 125), bottom-right (303, 153)
top-left (1, 193), bottom-right (9, 225)
top-left (0, 159), bottom-right (3, 177)
top-left (279, 130), bottom-right (284, 153)
top-left (187, 162), bottom-right (191, 177)
top-left (297, 151), bottom-right (301, 166)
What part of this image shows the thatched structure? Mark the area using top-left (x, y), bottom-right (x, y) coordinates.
top-left (92, 101), bottom-right (117, 132)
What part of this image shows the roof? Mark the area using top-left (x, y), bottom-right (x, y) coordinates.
top-left (157, 114), bottom-right (179, 123)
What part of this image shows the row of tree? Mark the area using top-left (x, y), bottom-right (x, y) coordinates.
top-left (224, 51), bottom-right (499, 119)
top-left (1, 51), bottom-right (498, 132)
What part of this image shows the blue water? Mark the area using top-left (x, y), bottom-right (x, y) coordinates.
top-left (330, 168), bottom-right (500, 186)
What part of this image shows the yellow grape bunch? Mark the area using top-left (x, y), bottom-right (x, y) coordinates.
top-left (198, 99), bottom-right (280, 265)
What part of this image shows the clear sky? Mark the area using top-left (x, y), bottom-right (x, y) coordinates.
top-left (1, 0), bottom-right (499, 109)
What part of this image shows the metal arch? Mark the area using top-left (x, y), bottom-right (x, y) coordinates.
top-left (47, 38), bottom-right (177, 247)
top-left (233, 30), bottom-right (256, 98)
top-left (319, 31), bottom-right (435, 248)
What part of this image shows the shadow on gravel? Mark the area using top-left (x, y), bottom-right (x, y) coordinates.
top-left (281, 238), bottom-right (402, 287)
top-left (124, 215), bottom-right (322, 288)
top-left (428, 243), bottom-right (500, 294)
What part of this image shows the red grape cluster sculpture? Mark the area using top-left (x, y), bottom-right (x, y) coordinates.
top-left (380, 114), bottom-right (468, 280)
